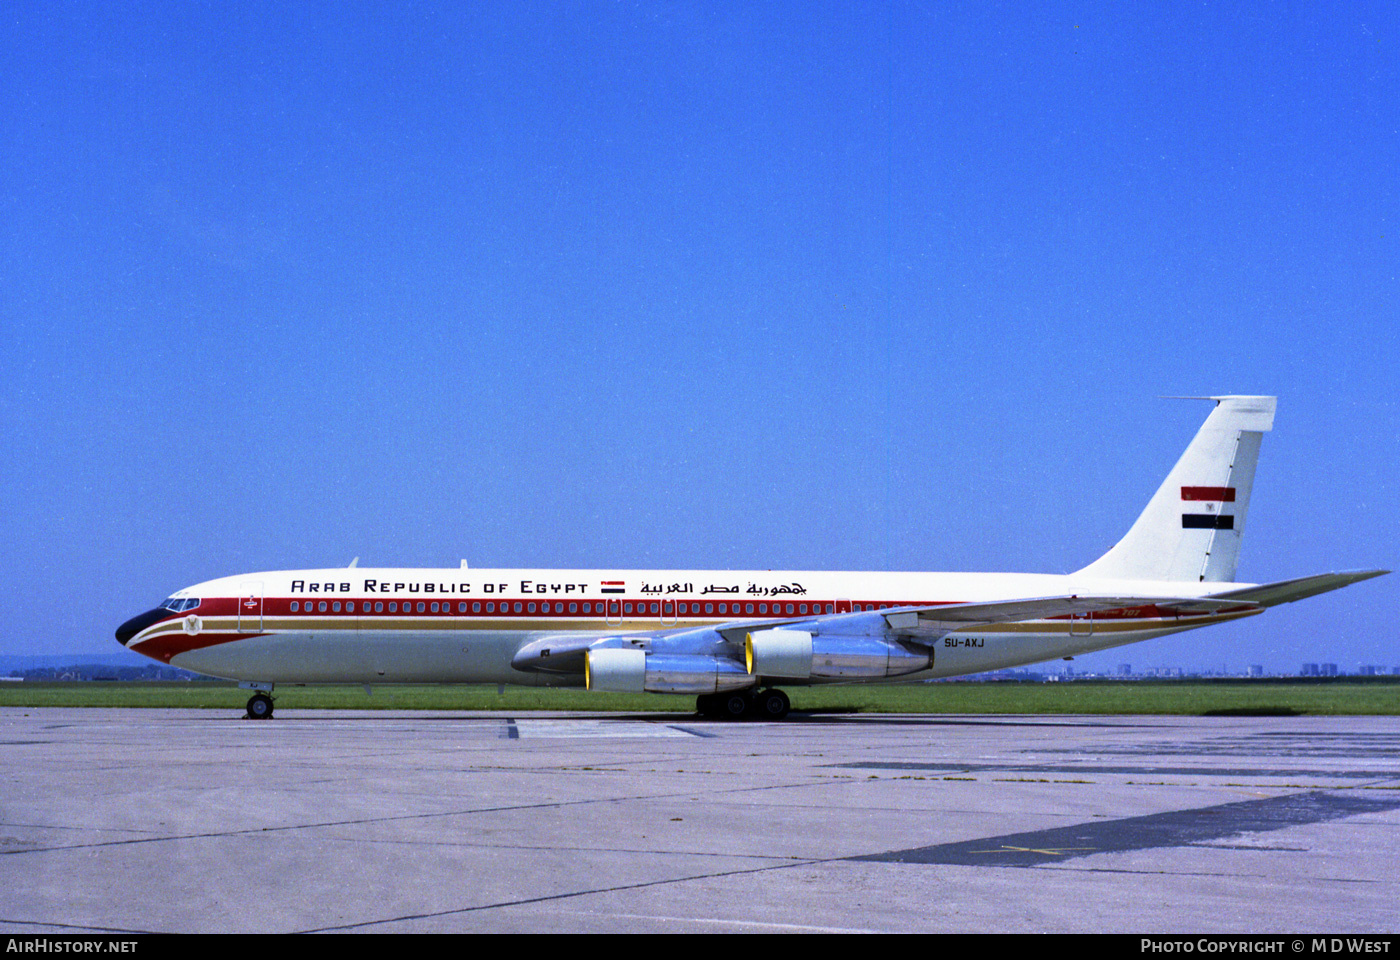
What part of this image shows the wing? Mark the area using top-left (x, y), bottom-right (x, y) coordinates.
top-left (863, 595), bottom-right (1260, 640)
top-left (510, 594), bottom-right (1262, 676)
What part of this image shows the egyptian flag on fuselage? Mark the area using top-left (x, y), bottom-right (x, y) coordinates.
top-left (1181, 486), bottom-right (1235, 529)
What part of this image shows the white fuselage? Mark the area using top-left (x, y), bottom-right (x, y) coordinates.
top-left (122, 566), bottom-right (1258, 686)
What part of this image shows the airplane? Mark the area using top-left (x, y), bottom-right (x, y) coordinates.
top-left (116, 396), bottom-right (1387, 721)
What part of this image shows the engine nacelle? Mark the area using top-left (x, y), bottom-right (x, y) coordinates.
top-left (745, 628), bottom-right (813, 678)
top-left (746, 628), bottom-right (932, 679)
top-left (585, 648), bottom-right (755, 695)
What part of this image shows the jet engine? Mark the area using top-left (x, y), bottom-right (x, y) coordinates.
top-left (745, 628), bottom-right (932, 679)
top-left (585, 648), bottom-right (756, 695)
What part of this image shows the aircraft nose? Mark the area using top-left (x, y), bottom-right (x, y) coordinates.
top-left (115, 608), bottom-right (167, 646)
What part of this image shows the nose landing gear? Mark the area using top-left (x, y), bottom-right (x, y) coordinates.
top-left (240, 682), bottom-right (276, 720)
top-left (245, 693), bottom-right (274, 720)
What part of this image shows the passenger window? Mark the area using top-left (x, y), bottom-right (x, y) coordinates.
top-left (705, 603), bottom-right (714, 614)
top-left (375, 602), bottom-right (383, 612)
top-left (513, 602), bottom-right (522, 613)
top-left (745, 603), bottom-right (754, 614)
top-left (389, 602), bottom-right (397, 612)
top-left (318, 601), bottom-right (327, 612)
top-left (291, 601), bottom-right (299, 612)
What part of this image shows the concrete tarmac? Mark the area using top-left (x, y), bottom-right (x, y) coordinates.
top-left (1, 707), bottom-right (1398, 934)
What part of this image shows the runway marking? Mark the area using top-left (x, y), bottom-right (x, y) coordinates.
top-left (550, 910), bottom-right (881, 933)
top-left (508, 719), bottom-right (698, 739)
top-left (852, 790), bottom-right (1400, 868)
top-left (973, 844), bottom-right (1097, 857)
top-left (836, 761), bottom-right (1400, 779)
top-left (1048, 731), bottom-right (1400, 761)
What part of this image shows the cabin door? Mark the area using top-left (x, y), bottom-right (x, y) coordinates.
top-left (237, 581), bottom-right (264, 633)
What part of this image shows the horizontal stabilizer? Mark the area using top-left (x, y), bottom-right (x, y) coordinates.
top-left (1208, 570), bottom-right (1390, 608)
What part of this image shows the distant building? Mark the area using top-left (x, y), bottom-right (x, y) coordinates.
top-left (1117, 664), bottom-right (1132, 676)
top-left (1321, 663), bottom-right (1339, 676)
top-left (1247, 665), bottom-right (1264, 678)
top-left (1301, 663), bottom-right (1320, 677)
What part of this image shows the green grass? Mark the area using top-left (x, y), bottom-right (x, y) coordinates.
top-left (3, 678), bottom-right (1398, 715)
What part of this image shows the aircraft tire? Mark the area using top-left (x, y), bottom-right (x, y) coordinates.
top-left (696, 693), bottom-right (725, 719)
top-left (720, 692), bottom-right (752, 720)
top-left (753, 688), bottom-right (790, 721)
top-left (246, 693), bottom-right (274, 720)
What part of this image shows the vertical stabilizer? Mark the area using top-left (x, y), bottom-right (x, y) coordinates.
top-left (1076, 396), bottom-right (1276, 583)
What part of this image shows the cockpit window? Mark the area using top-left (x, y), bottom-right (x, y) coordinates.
top-left (160, 597), bottom-right (200, 613)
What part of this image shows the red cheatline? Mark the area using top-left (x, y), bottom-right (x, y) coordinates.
top-left (1181, 486), bottom-right (1235, 502)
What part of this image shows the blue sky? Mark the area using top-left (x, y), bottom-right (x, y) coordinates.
top-left (1, 2), bottom-right (1395, 673)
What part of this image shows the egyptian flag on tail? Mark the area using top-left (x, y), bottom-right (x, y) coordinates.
top-left (1181, 486), bottom-right (1235, 529)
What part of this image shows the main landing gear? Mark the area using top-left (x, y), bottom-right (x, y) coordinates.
top-left (696, 688), bottom-right (790, 721)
